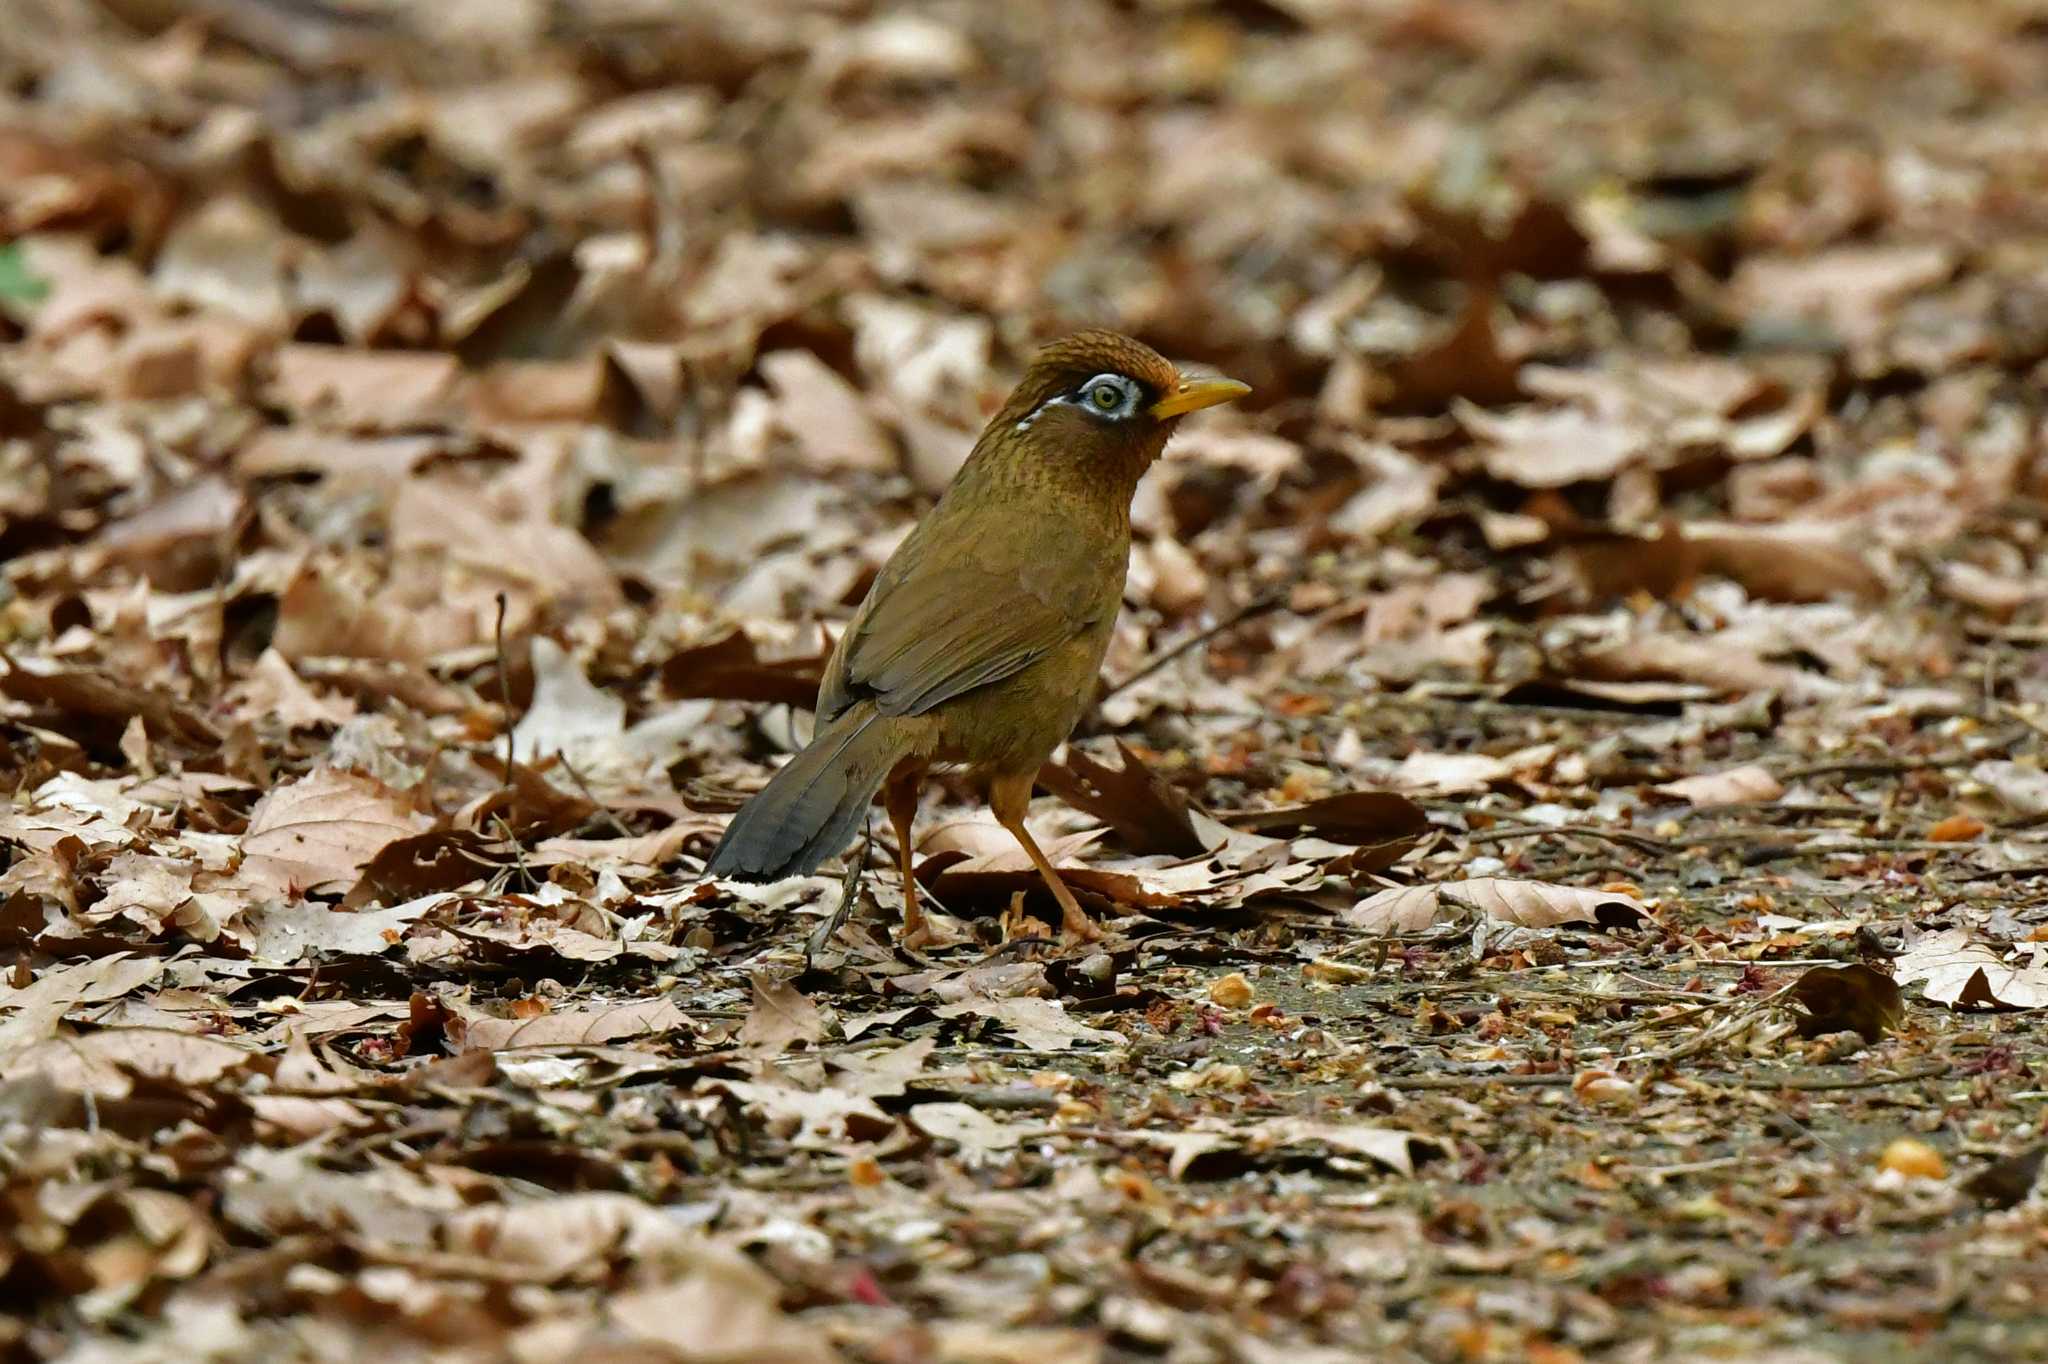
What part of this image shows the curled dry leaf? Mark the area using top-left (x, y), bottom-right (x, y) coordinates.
top-left (1687, 527), bottom-right (1888, 604)
top-left (1391, 751), bottom-right (1510, 793)
top-left (1224, 790), bottom-right (1431, 847)
top-left (910, 1101), bottom-right (1023, 1162)
top-left (234, 895), bottom-right (444, 964)
top-left (1036, 742), bottom-right (1211, 857)
top-left (1345, 878), bottom-right (1649, 933)
top-left (1925, 813), bottom-right (1985, 843)
top-left (1789, 963), bottom-right (1904, 1042)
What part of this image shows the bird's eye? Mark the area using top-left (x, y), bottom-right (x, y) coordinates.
top-left (1087, 382), bottom-right (1123, 411)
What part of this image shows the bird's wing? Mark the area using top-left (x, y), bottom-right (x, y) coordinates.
top-left (820, 521), bottom-right (1111, 722)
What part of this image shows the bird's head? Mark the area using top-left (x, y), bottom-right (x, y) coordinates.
top-left (987, 330), bottom-right (1250, 483)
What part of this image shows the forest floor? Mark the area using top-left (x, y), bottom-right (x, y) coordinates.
top-left (3, 0), bottom-right (2048, 1360)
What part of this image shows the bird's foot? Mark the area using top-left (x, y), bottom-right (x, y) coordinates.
top-left (1058, 904), bottom-right (1104, 945)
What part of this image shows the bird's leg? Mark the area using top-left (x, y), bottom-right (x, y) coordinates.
top-left (883, 760), bottom-right (930, 946)
top-left (988, 770), bottom-right (1102, 944)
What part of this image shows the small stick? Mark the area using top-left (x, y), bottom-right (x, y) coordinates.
top-left (1099, 590), bottom-right (1286, 703)
top-left (557, 753), bottom-right (634, 840)
top-left (494, 592), bottom-right (519, 778)
top-left (1741, 1062), bottom-right (1951, 1092)
top-left (1464, 823), bottom-right (1670, 854)
top-left (1382, 1072), bottom-right (1573, 1091)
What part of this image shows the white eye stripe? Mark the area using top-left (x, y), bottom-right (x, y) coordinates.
top-left (1014, 372), bottom-right (1142, 431)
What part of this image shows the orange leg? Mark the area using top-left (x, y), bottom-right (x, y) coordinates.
top-left (883, 760), bottom-right (930, 946)
top-left (988, 770), bottom-right (1101, 944)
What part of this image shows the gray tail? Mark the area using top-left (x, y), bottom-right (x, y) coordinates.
top-left (705, 708), bottom-right (905, 882)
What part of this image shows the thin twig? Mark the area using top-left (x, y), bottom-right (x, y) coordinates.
top-left (1778, 735), bottom-right (2025, 781)
top-left (494, 592), bottom-right (517, 778)
top-left (1741, 838), bottom-right (1983, 867)
top-left (1382, 1072), bottom-right (1573, 1091)
top-left (1734, 1061), bottom-right (1952, 1092)
top-left (557, 753), bottom-right (634, 839)
top-left (1464, 823), bottom-right (1669, 854)
top-left (1099, 590), bottom-right (1286, 703)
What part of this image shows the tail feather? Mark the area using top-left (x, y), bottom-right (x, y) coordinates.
top-left (706, 708), bottom-right (907, 882)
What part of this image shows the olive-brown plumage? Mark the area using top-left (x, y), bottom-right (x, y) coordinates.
top-left (706, 330), bottom-right (1249, 943)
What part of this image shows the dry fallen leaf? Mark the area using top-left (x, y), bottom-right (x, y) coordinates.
top-left (1789, 963), bottom-right (1904, 1042)
top-left (1652, 764), bottom-right (1783, 808)
top-left (239, 766), bottom-right (435, 897)
top-left (1456, 400), bottom-right (1647, 488)
top-left (1970, 761), bottom-right (2048, 817)
top-left (463, 998), bottom-right (694, 1051)
top-left (1345, 878), bottom-right (1649, 932)
top-left (931, 997), bottom-right (1124, 1051)
top-left (1893, 929), bottom-right (2048, 1010)
top-left (738, 973), bottom-right (826, 1054)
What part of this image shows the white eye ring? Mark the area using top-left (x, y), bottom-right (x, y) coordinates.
top-left (1014, 372), bottom-right (1142, 432)
top-left (1075, 373), bottom-right (1138, 419)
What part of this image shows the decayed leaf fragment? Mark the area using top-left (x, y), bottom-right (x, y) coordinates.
top-left (1345, 878), bottom-right (1649, 932)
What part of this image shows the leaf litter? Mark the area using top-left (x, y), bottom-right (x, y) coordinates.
top-left (3, 1), bottom-right (2048, 1361)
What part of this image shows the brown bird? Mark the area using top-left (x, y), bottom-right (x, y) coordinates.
top-left (706, 330), bottom-right (1249, 943)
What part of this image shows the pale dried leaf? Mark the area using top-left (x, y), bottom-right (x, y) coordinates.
top-left (1346, 878), bottom-right (1649, 932)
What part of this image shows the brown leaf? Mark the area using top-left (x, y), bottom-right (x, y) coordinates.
top-left (1391, 751), bottom-right (1510, 793)
top-left (1651, 765), bottom-right (1783, 808)
top-left (1225, 791), bottom-right (1430, 872)
top-left (0, 656), bottom-right (219, 750)
top-left (268, 346), bottom-right (463, 430)
top-left (1385, 284), bottom-right (1522, 410)
top-left (604, 1243), bottom-right (836, 1363)
top-left (235, 896), bottom-right (443, 964)
top-left (1925, 814), bottom-right (1985, 843)
top-left (240, 766), bottom-right (435, 897)
top-left (738, 973), bottom-right (825, 1054)
top-left (931, 997), bottom-right (1124, 1051)
top-left (1963, 1145), bottom-right (2047, 1210)
top-left (2, 1028), bottom-right (253, 1098)
top-left (1894, 929), bottom-right (2048, 1010)
top-left (1346, 878), bottom-right (1648, 932)
top-left (1226, 790), bottom-right (1430, 844)
top-left (1789, 963), bottom-right (1904, 1042)
top-left (660, 629), bottom-right (827, 709)
top-left (1458, 400), bottom-right (1647, 488)
top-left (1688, 527), bottom-right (1888, 604)
top-left (463, 997), bottom-right (693, 1051)
top-left (1971, 762), bottom-right (2048, 817)
top-left (1036, 742), bottom-right (1211, 857)
top-left (1731, 244), bottom-right (1955, 351)
top-left (760, 348), bottom-right (896, 474)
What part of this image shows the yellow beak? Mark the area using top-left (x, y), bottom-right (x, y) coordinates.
top-left (1148, 375), bottom-right (1251, 419)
